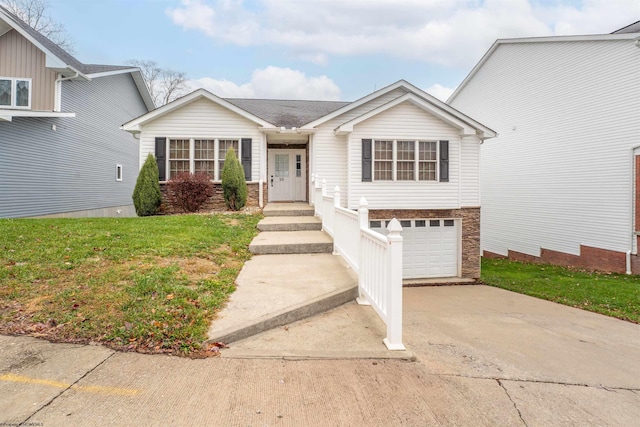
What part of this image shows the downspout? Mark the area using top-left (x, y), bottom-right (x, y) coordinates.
top-left (54, 71), bottom-right (79, 111)
top-left (629, 143), bottom-right (640, 275)
top-left (628, 37), bottom-right (640, 274)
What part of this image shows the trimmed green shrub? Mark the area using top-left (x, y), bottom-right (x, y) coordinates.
top-left (221, 148), bottom-right (247, 211)
top-left (132, 154), bottom-right (162, 216)
top-left (167, 172), bottom-right (214, 213)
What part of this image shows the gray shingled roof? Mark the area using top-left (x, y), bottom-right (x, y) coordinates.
top-left (0, 5), bottom-right (133, 75)
top-left (612, 20), bottom-right (640, 34)
top-left (225, 98), bottom-right (349, 128)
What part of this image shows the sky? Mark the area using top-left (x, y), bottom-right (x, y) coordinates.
top-left (47, 0), bottom-right (639, 102)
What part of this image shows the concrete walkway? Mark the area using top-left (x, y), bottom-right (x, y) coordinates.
top-left (208, 202), bottom-right (367, 346)
top-left (2, 286), bottom-right (640, 426)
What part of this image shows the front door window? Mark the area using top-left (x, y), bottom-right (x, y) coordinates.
top-left (275, 154), bottom-right (289, 177)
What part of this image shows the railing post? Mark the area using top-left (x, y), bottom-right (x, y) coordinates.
top-left (314, 176), bottom-right (322, 217)
top-left (358, 197), bottom-right (369, 229)
top-left (357, 197), bottom-right (371, 306)
top-left (332, 186), bottom-right (341, 255)
top-left (384, 218), bottom-right (405, 350)
top-left (310, 174), bottom-right (315, 206)
top-left (321, 178), bottom-right (327, 197)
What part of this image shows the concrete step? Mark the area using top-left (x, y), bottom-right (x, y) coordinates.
top-left (249, 230), bottom-right (333, 254)
top-left (257, 216), bottom-right (322, 232)
top-left (207, 254), bottom-right (358, 345)
top-left (263, 203), bottom-right (314, 217)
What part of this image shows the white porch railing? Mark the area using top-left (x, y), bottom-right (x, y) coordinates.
top-left (313, 175), bottom-right (405, 350)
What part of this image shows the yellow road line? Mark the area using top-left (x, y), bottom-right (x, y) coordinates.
top-left (0, 373), bottom-right (141, 396)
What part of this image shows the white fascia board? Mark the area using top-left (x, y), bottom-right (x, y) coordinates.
top-left (259, 127), bottom-right (316, 135)
top-left (0, 110), bottom-right (76, 120)
top-left (85, 68), bottom-right (140, 78)
top-left (301, 80), bottom-right (414, 129)
top-left (448, 33), bottom-right (640, 103)
top-left (0, 18), bottom-right (11, 36)
top-left (335, 92), bottom-right (483, 138)
top-left (121, 88), bottom-right (277, 132)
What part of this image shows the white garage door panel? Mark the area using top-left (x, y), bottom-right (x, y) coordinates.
top-left (372, 219), bottom-right (458, 279)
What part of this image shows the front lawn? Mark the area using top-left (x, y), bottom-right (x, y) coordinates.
top-left (0, 214), bottom-right (260, 356)
top-left (481, 258), bottom-right (640, 323)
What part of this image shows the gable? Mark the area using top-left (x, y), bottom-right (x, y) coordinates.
top-left (140, 97), bottom-right (263, 134)
top-left (0, 29), bottom-right (56, 110)
top-left (351, 101), bottom-right (461, 140)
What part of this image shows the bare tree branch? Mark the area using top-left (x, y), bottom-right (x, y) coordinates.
top-left (1, 0), bottom-right (74, 53)
top-left (127, 60), bottom-right (188, 107)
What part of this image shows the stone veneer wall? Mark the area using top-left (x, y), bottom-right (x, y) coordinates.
top-left (368, 207), bottom-right (481, 279)
top-left (159, 182), bottom-right (262, 214)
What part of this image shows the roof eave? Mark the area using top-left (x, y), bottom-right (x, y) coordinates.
top-left (122, 88), bottom-right (277, 131)
top-left (334, 92), bottom-right (494, 138)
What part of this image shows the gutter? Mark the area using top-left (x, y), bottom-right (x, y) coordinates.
top-left (54, 71), bottom-right (81, 112)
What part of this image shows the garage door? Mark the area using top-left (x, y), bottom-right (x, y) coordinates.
top-left (371, 219), bottom-right (458, 279)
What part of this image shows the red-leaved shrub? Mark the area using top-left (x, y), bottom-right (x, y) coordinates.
top-left (166, 172), bottom-right (214, 213)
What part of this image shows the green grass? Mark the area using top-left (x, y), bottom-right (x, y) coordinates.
top-left (481, 258), bottom-right (640, 323)
top-left (0, 214), bottom-right (261, 356)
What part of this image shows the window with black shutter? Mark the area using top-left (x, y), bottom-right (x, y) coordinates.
top-left (155, 137), bottom-right (166, 181)
top-left (241, 138), bottom-right (252, 181)
top-left (362, 139), bottom-right (372, 182)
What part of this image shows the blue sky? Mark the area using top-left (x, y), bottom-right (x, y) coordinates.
top-left (48, 0), bottom-right (639, 101)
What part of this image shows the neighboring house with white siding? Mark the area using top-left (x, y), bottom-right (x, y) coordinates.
top-left (122, 80), bottom-right (495, 279)
top-left (448, 24), bottom-right (640, 274)
top-left (0, 6), bottom-right (154, 218)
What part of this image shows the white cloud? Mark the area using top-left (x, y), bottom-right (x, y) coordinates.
top-left (425, 84), bottom-right (455, 102)
top-left (187, 66), bottom-right (341, 100)
top-left (166, 0), bottom-right (639, 68)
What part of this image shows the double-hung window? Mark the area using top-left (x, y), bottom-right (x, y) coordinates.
top-left (169, 139), bottom-right (190, 177)
top-left (418, 141), bottom-right (437, 181)
top-left (372, 139), bottom-right (439, 182)
top-left (374, 140), bottom-right (393, 181)
top-left (0, 77), bottom-right (31, 109)
top-left (164, 138), bottom-right (244, 181)
top-left (194, 139), bottom-right (215, 179)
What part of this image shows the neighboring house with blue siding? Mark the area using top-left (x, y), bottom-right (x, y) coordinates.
top-left (0, 6), bottom-right (154, 218)
top-left (448, 23), bottom-right (640, 275)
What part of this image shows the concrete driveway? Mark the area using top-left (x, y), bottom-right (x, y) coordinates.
top-left (1, 285), bottom-right (639, 426)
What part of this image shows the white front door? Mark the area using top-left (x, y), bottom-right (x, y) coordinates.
top-left (268, 149), bottom-right (306, 201)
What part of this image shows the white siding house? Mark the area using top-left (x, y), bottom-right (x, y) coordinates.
top-left (123, 80), bottom-right (495, 279)
top-left (449, 32), bottom-right (640, 274)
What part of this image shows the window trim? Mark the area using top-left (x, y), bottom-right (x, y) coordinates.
top-left (115, 164), bottom-right (123, 182)
top-left (0, 77), bottom-right (32, 109)
top-left (165, 137), bottom-right (243, 181)
top-left (372, 139), bottom-right (438, 182)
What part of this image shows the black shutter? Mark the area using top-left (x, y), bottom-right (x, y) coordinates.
top-left (155, 137), bottom-right (166, 181)
top-left (439, 140), bottom-right (449, 182)
top-left (362, 139), bottom-right (372, 182)
top-left (241, 138), bottom-right (252, 181)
